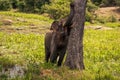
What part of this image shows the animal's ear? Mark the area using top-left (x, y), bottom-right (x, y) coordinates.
top-left (58, 18), bottom-right (66, 27)
top-left (50, 21), bottom-right (59, 31)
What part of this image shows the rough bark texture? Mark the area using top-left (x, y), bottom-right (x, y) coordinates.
top-left (65, 0), bottom-right (87, 70)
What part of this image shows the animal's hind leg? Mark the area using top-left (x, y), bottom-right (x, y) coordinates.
top-left (45, 48), bottom-right (51, 62)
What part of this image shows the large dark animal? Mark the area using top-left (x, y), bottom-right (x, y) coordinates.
top-left (45, 21), bottom-right (59, 63)
top-left (45, 2), bottom-right (75, 66)
top-left (45, 21), bottom-right (68, 66)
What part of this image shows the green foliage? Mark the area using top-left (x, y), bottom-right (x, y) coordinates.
top-left (0, 0), bottom-right (11, 11)
top-left (115, 0), bottom-right (120, 6)
top-left (91, 0), bottom-right (102, 6)
top-left (17, 0), bottom-right (50, 13)
top-left (101, 0), bottom-right (117, 6)
top-left (107, 15), bottom-right (117, 22)
top-left (96, 16), bottom-right (107, 24)
top-left (43, 0), bottom-right (71, 20)
top-left (0, 74), bottom-right (8, 79)
top-left (24, 0), bottom-right (35, 13)
top-left (87, 0), bottom-right (98, 12)
top-left (0, 0), bottom-right (119, 23)
top-left (86, 10), bottom-right (92, 22)
top-left (0, 0), bottom-right (50, 12)
top-left (95, 15), bottom-right (118, 24)
top-left (10, 0), bottom-right (19, 9)
top-left (18, 1), bottom-right (25, 12)
top-left (91, 0), bottom-right (120, 7)
top-left (86, 0), bottom-right (98, 22)
top-left (43, 0), bottom-right (99, 20)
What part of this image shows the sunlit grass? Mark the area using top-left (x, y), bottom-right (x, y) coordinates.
top-left (0, 11), bottom-right (53, 29)
top-left (104, 22), bottom-right (120, 28)
top-left (84, 29), bottom-right (120, 80)
top-left (0, 11), bottom-right (52, 22)
top-left (0, 29), bottom-right (120, 80)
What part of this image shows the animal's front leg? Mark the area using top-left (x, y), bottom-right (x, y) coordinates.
top-left (57, 49), bottom-right (66, 66)
top-left (50, 34), bottom-right (58, 63)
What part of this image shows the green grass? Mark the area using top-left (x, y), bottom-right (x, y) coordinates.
top-left (0, 11), bottom-right (53, 29)
top-left (0, 11), bottom-right (52, 22)
top-left (0, 11), bottom-right (120, 80)
top-left (85, 21), bottom-right (120, 28)
top-left (0, 29), bottom-right (120, 80)
top-left (104, 22), bottom-right (120, 28)
top-left (0, 33), bottom-right (45, 65)
top-left (84, 29), bottom-right (120, 80)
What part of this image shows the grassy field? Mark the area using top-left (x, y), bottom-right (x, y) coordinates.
top-left (0, 11), bottom-right (53, 34)
top-left (0, 11), bottom-right (120, 80)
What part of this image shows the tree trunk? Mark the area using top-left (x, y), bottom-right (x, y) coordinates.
top-left (65, 0), bottom-right (87, 70)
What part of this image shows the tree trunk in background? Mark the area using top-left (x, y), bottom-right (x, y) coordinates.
top-left (65, 0), bottom-right (87, 70)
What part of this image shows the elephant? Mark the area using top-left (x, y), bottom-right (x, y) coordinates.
top-left (45, 20), bottom-right (68, 66)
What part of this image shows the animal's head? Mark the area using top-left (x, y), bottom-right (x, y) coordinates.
top-left (50, 20), bottom-right (68, 39)
top-left (50, 21), bottom-right (59, 32)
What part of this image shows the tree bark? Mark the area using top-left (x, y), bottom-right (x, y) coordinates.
top-left (65, 0), bottom-right (87, 70)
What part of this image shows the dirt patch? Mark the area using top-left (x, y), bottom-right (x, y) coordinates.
top-left (0, 25), bottom-right (49, 34)
top-left (95, 7), bottom-right (120, 20)
top-left (1, 19), bottom-right (13, 25)
top-left (40, 69), bottom-right (53, 77)
top-left (0, 25), bottom-right (114, 34)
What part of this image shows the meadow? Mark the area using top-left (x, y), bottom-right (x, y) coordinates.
top-left (0, 11), bottom-right (120, 80)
